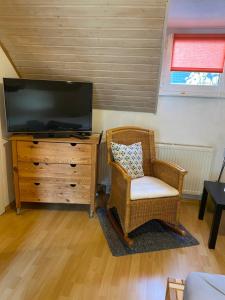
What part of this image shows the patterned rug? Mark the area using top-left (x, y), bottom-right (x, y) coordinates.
top-left (97, 208), bottom-right (199, 256)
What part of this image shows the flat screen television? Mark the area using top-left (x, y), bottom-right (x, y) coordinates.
top-left (3, 78), bottom-right (93, 134)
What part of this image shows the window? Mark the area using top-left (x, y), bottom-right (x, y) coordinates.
top-left (160, 34), bottom-right (225, 97)
top-left (170, 72), bottom-right (220, 86)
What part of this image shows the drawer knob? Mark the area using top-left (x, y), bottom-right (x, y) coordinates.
top-left (33, 162), bottom-right (40, 166)
top-left (70, 184), bottom-right (76, 187)
top-left (70, 143), bottom-right (77, 147)
top-left (33, 141), bottom-right (39, 145)
top-left (34, 182), bottom-right (40, 186)
top-left (70, 164), bottom-right (76, 168)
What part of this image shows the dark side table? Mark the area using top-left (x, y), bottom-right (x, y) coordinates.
top-left (199, 180), bottom-right (225, 249)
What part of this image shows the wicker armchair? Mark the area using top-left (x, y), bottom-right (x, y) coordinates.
top-left (106, 126), bottom-right (187, 245)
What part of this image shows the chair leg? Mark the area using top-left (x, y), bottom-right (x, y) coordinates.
top-left (107, 208), bottom-right (134, 247)
top-left (159, 221), bottom-right (186, 236)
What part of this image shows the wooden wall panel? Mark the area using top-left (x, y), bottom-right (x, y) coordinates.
top-left (0, 6), bottom-right (165, 18)
top-left (0, 0), bottom-right (167, 112)
top-left (25, 74), bottom-right (158, 86)
top-left (0, 28), bottom-right (163, 39)
top-left (0, 0), bottom-right (167, 6)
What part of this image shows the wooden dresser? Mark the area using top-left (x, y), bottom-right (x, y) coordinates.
top-left (10, 134), bottom-right (101, 217)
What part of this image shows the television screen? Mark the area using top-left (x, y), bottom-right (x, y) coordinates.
top-left (3, 78), bottom-right (92, 133)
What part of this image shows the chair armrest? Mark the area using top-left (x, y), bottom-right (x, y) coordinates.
top-left (152, 159), bottom-right (187, 192)
top-left (109, 161), bottom-right (131, 182)
top-left (109, 162), bottom-right (131, 213)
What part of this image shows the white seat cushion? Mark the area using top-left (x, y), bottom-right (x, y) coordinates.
top-left (130, 176), bottom-right (179, 200)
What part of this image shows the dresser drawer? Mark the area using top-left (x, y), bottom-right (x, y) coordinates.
top-left (17, 162), bottom-right (91, 184)
top-left (17, 141), bottom-right (92, 164)
top-left (19, 178), bottom-right (90, 204)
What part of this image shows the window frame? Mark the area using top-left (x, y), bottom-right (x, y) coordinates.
top-left (159, 33), bottom-right (225, 98)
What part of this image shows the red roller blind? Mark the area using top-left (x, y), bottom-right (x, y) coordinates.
top-left (171, 34), bottom-right (225, 73)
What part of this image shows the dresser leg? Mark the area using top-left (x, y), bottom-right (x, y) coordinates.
top-left (89, 207), bottom-right (94, 218)
top-left (16, 207), bottom-right (21, 215)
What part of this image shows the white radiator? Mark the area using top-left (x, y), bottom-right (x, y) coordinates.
top-left (156, 143), bottom-right (213, 195)
top-left (98, 142), bottom-right (214, 196)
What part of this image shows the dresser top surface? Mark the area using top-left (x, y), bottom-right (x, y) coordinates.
top-left (9, 133), bottom-right (101, 144)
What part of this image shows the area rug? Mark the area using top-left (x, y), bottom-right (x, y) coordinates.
top-left (97, 208), bottom-right (199, 256)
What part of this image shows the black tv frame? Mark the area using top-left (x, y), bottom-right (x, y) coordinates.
top-left (3, 78), bottom-right (93, 138)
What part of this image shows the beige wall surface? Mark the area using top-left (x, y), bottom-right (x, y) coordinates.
top-left (0, 46), bottom-right (18, 212)
top-left (0, 47), bottom-right (17, 75)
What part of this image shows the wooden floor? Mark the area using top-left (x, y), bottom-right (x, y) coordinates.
top-left (0, 200), bottom-right (225, 300)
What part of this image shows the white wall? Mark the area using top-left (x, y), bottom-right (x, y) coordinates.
top-left (0, 47), bottom-right (18, 212)
top-left (93, 95), bottom-right (225, 182)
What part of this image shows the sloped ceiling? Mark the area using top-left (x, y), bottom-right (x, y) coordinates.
top-left (168, 0), bottom-right (225, 28)
top-left (0, 0), bottom-right (167, 113)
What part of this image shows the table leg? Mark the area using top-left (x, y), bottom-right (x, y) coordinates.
top-left (198, 187), bottom-right (208, 220)
top-left (208, 205), bottom-right (222, 249)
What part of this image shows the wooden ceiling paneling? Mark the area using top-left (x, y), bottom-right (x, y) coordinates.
top-left (0, 0), bottom-right (167, 112)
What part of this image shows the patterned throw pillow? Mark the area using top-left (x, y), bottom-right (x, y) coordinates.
top-left (111, 142), bottom-right (144, 179)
